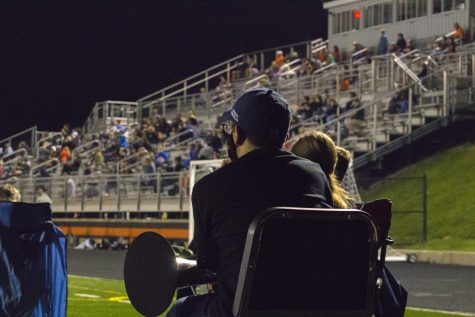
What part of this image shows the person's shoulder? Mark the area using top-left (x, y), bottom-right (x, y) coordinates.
top-left (193, 164), bottom-right (231, 194)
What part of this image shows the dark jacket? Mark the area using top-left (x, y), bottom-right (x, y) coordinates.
top-left (191, 148), bottom-right (333, 316)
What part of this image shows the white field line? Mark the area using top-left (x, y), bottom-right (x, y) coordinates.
top-left (68, 285), bottom-right (123, 295)
top-left (74, 293), bottom-right (101, 299)
top-left (408, 307), bottom-right (475, 316)
top-left (68, 274), bottom-right (121, 281)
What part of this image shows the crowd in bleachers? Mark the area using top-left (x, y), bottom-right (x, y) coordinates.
top-left (0, 112), bottom-right (226, 187)
top-left (0, 21), bottom-right (472, 187)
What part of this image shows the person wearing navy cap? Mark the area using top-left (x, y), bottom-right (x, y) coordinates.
top-left (167, 88), bottom-right (333, 317)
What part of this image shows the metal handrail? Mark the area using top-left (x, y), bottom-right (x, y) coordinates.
top-left (138, 55), bottom-right (245, 103)
top-left (436, 31), bottom-right (457, 43)
top-left (351, 48), bottom-right (369, 60)
top-left (399, 49), bottom-right (420, 60)
top-left (311, 40), bottom-right (329, 53)
top-left (72, 140), bottom-right (101, 159)
top-left (1, 148), bottom-right (27, 162)
top-left (117, 151), bottom-right (151, 174)
top-left (163, 129), bottom-right (195, 148)
top-left (313, 62), bottom-right (337, 75)
top-left (30, 158), bottom-right (60, 176)
top-left (286, 66), bottom-right (455, 151)
top-left (138, 38), bottom-right (322, 110)
top-left (36, 132), bottom-right (63, 158)
top-left (0, 126), bottom-right (37, 145)
top-left (392, 54), bottom-right (428, 92)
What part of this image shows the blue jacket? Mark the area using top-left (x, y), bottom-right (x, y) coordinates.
top-left (0, 202), bottom-right (67, 317)
top-left (378, 35), bottom-right (389, 55)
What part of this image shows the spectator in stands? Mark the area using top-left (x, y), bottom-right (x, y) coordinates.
top-left (324, 98), bottom-right (339, 123)
top-left (3, 143), bottom-right (14, 157)
top-left (418, 62), bottom-right (429, 87)
top-left (187, 113), bottom-right (201, 137)
top-left (59, 146), bottom-right (71, 164)
top-left (119, 130), bottom-right (129, 149)
top-left (140, 157), bottom-right (157, 193)
top-left (297, 96), bottom-right (311, 119)
top-left (377, 29), bottom-right (389, 55)
top-left (322, 89), bottom-right (332, 108)
top-left (345, 95), bottom-right (365, 136)
top-left (210, 129), bottom-right (223, 154)
top-left (388, 83), bottom-right (409, 113)
top-left (319, 48), bottom-right (328, 64)
top-left (291, 131), bottom-right (354, 208)
top-left (17, 141), bottom-right (29, 152)
top-left (93, 149), bottom-right (105, 171)
top-left (396, 33), bottom-right (407, 54)
top-left (274, 50), bottom-right (285, 65)
top-left (0, 184), bottom-right (21, 202)
top-left (197, 140), bottom-right (214, 160)
top-left (267, 61), bottom-right (282, 81)
top-left (298, 58), bottom-right (315, 77)
top-left (453, 22), bottom-right (465, 40)
top-left (152, 145), bottom-right (168, 169)
top-left (331, 45), bottom-right (341, 63)
top-left (64, 172), bottom-right (76, 198)
top-left (447, 36), bottom-right (457, 53)
top-left (403, 39), bottom-right (417, 55)
top-left (352, 41), bottom-right (369, 62)
top-left (36, 186), bottom-right (52, 205)
top-left (0, 160), bottom-right (4, 179)
top-left (174, 156), bottom-right (184, 172)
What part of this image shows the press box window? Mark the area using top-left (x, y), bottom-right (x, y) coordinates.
top-left (364, 2), bottom-right (393, 28)
top-left (434, 0), bottom-right (466, 13)
top-left (332, 10), bottom-right (361, 34)
top-left (397, 0), bottom-right (428, 21)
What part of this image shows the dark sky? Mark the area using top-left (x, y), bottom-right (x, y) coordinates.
top-left (0, 1), bottom-right (327, 139)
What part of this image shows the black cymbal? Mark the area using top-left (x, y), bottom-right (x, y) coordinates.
top-left (124, 232), bottom-right (177, 317)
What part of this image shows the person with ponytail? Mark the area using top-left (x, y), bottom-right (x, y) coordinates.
top-left (291, 130), bottom-right (355, 208)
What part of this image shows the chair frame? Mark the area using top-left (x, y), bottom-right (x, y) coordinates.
top-left (233, 207), bottom-right (379, 317)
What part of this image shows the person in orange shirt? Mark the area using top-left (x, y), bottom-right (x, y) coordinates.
top-left (59, 146), bottom-right (71, 164)
top-left (274, 50), bottom-right (285, 65)
top-left (453, 22), bottom-right (464, 39)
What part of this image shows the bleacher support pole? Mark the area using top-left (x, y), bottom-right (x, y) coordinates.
top-left (443, 71), bottom-right (448, 116)
top-left (408, 87), bottom-right (413, 135)
top-left (472, 54), bottom-right (475, 97)
top-left (422, 173), bottom-right (428, 243)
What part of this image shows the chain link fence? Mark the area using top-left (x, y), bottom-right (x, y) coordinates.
top-left (359, 175), bottom-right (427, 245)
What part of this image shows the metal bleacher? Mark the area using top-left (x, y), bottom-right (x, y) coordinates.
top-left (1, 37), bottom-right (475, 226)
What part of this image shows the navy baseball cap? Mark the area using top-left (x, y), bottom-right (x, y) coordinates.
top-left (221, 88), bottom-right (291, 139)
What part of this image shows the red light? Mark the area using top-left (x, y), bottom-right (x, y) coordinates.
top-left (353, 9), bottom-right (361, 19)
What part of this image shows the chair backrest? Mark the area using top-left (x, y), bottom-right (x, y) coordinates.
top-left (0, 202), bottom-right (67, 317)
top-left (357, 199), bottom-right (392, 247)
top-left (233, 207), bottom-right (378, 317)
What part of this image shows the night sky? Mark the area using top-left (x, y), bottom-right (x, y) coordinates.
top-left (0, 1), bottom-right (327, 139)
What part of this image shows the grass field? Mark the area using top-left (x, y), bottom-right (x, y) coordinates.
top-left (360, 143), bottom-right (475, 251)
top-left (67, 275), bottom-right (471, 317)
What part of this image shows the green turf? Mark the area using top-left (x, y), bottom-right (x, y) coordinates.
top-left (405, 309), bottom-right (473, 317)
top-left (67, 275), bottom-right (169, 317)
top-left (360, 143), bottom-right (475, 251)
top-left (67, 276), bottom-right (472, 317)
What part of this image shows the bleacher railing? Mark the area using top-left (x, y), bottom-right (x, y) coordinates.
top-left (0, 126), bottom-right (37, 157)
top-left (137, 39), bottom-right (326, 119)
top-left (14, 172), bottom-right (190, 214)
top-left (83, 101), bottom-right (139, 135)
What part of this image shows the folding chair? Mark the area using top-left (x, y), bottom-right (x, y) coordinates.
top-left (358, 199), bottom-right (407, 317)
top-left (233, 207), bottom-right (379, 317)
top-left (0, 202), bottom-right (67, 317)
